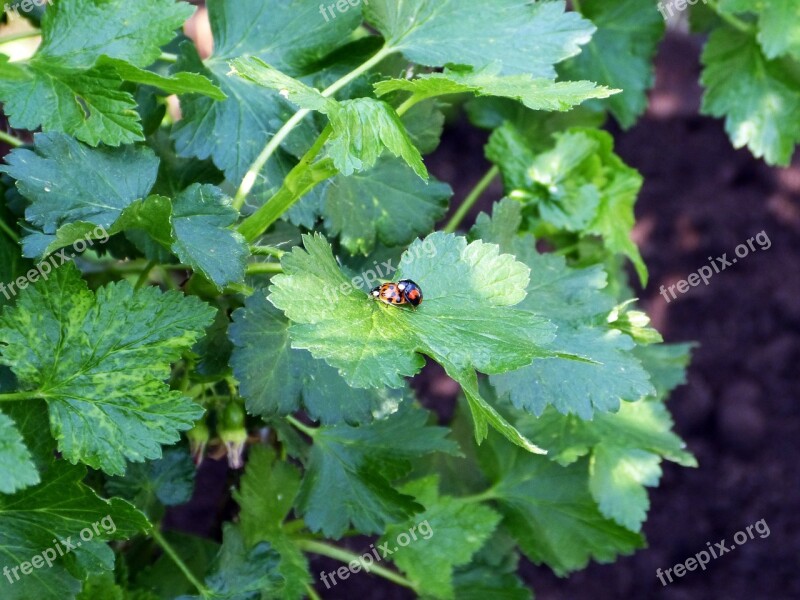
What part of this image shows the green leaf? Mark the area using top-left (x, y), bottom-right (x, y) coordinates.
top-left (269, 233), bottom-right (556, 450)
top-left (235, 447), bottom-right (310, 600)
top-left (321, 158), bottom-right (451, 255)
top-left (374, 63), bottom-right (619, 112)
top-left (1, 133), bottom-right (159, 257)
top-left (97, 57), bottom-right (226, 100)
top-left (477, 431), bottom-right (644, 576)
top-left (229, 292), bottom-right (398, 425)
top-left (37, 0), bottom-right (192, 68)
top-left (172, 0), bottom-right (361, 181)
top-left (560, 0), bottom-right (665, 128)
top-left (516, 399), bottom-right (697, 531)
top-left (0, 402), bottom-right (149, 600)
top-left (295, 405), bottom-right (459, 537)
top-left (633, 343), bottom-right (694, 399)
top-left (180, 525), bottom-right (283, 600)
top-left (486, 128), bottom-right (648, 284)
top-left (169, 184), bottom-right (248, 290)
top-left (0, 0), bottom-right (195, 145)
top-left (327, 98), bottom-right (428, 179)
top-left (380, 476), bottom-right (501, 600)
top-left (719, 0), bottom-right (800, 59)
top-left (452, 528), bottom-right (532, 600)
top-left (105, 448), bottom-right (196, 518)
top-left (0, 63), bottom-right (144, 147)
top-left (230, 58), bottom-right (428, 180)
top-left (364, 0), bottom-right (595, 77)
top-left (701, 27), bottom-right (800, 166)
top-left (0, 264), bottom-right (214, 475)
top-left (475, 200), bottom-right (654, 419)
top-left (0, 411), bottom-right (39, 494)
top-left (270, 233), bottom-right (554, 388)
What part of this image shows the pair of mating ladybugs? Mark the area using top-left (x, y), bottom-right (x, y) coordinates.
top-left (370, 279), bottom-right (423, 309)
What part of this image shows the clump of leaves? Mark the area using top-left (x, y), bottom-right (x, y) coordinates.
top-left (12, 0), bottom-right (796, 597)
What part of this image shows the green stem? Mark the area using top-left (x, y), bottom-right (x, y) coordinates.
top-left (0, 391), bottom-right (43, 402)
top-left (296, 540), bottom-right (415, 590)
top-left (249, 244), bottom-right (285, 258)
top-left (706, 0), bottom-right (755, 33)
top-left (571, 0), bottom-right (583, 13)
top-left (286, 415), bottom-right (317, 438)
top-left (0, 130), bottom-right (24, 148)
top-left (134, 260), bottom-right (158, 289)
top-left (443, 165), bottom-right (500, 233)
top-left (159, 52), bottom-right (178, 63)
top-left (246, 262), bottom-right (283, 275)
top-left (0, 30), bottom-right (41, 45)
top-left (232, 44), bottom-right (395, 210)
top-left (0, 217), bottom-right (20, 243)
top-left (152, 528), bottom-right (211, 598)
top-left (459, 487), bottom-right (498, 504)
top-left (237, 126), bottom-right (336, 241)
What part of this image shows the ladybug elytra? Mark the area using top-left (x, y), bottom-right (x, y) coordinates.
top-left (370, 279), bottom-right (423, 309)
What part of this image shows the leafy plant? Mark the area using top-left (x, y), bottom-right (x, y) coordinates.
top-left (1, 0), bottom-right (786, 597)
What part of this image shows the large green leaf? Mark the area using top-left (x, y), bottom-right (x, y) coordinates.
top-left (560, 0), bottom-right (664, 127)
top-left (0, 133), bottom-right (159, 258)
top-left (295, 405), bottom-right (458, 537)
top-left (269, 233), bottom-right (556, 451)
top-left (229, 292), bottom-right (398, 425)
top-left (364, 0), bottom-right (595, 77)
top-left (0, 0), bottom-right (203, 146)
top-left (0, 264), bottom-right (214, 475)
top-left (719, 0), bottom-right (800, 59)
top-left (701, 27), bottom-right (800, 166)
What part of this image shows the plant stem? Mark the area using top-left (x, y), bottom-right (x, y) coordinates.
top-left (246, 262), bottom-right (283, 275)
top-left (0, 30), bottom-right (41, 45)
top-left (459, 487), bottom-right (498, 504)
top-left (571, 0), bottom-right (583, 14)
top-left (0, 130), bottom-right (24, 148)
top-left (0, 390), bottom-right (43, 402)
top-left (706, 0), bottom-right (755, 33)
top-left (296, 540), bottom-right (415, 590)
top-left (285, 415), bottom-right (317, 438)
top-left (443, 165), bottom-right (500, 233)
top-left (134, 260), bottom-right (158, 289)
top-left (249, 244), bottom-right (285, 258)
top-left (232, 44), bottom-right (394, 210)
top-left (0, 217), bottom-right (20, 243)
top-left (152, 528), bottom-right (211, 598)
top-left (159, 52), bottom-right (178, 63)
top-left (237, 127), bottom-right (336, 241)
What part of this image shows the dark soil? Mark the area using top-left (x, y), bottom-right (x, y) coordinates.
top-left (162, 31), bottom-right (799, 600)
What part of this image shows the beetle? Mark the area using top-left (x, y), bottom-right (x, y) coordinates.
top-left (370, 280), bottom-right (423, 310)
top-left (397, 279), bottom-right (423, 308)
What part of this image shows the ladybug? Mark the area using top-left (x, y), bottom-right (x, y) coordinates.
top-left (370, 280), bottom-right (423, 309)
top-left (371, 282), bottom-right (406, 306)
top-left (397, 279), bottom-right (423, 308)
